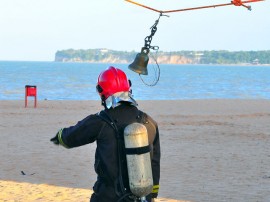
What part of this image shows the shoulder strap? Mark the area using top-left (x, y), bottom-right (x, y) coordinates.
top-left (139, 111), bottom-right (149, 124)
top-left (98, 110), bottom-right (120, 138)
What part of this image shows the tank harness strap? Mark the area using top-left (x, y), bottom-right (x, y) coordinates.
top-left (97, 111), bottom-right (119, 137)
top-left (125, 145), bottom-right (151, 155)
top-left (98, 110), bottom-right (120, 138)
top-left (138, 110), bottom-right (148, 124)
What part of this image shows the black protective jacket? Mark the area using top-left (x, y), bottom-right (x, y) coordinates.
top-left (57, 103), bottom-right (161, 201)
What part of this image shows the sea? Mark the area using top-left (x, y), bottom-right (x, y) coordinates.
top-left (0, 61), bottom-right (270, 100)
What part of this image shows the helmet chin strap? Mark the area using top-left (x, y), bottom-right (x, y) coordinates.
top-left (101, 95), bottom-right (107, 108)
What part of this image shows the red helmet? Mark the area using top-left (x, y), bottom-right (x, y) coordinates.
top-left (96, 66), bottom-right (131, 100)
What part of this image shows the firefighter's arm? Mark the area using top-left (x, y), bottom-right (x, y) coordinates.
top-left (151, 126), bottom-right (161, 198)
top-left (50, 114), bottom-right (103, 148)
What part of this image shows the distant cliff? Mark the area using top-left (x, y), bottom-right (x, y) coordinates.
top-left (55, 49), bottom-right (270, 65)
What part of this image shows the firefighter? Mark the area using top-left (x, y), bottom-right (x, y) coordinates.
top-left (50, 66), bottom-right (160, 202)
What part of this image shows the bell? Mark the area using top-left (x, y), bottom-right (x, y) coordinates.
top-left (128, 48), bottom-right (149, 75)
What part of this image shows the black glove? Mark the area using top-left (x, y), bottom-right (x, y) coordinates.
top-left (50, 134), bottom-right (59, 145)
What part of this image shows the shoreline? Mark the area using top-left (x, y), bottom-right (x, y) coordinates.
top-left (1, 99), bottom-right (270, 201)
top-left (1, 60), bottom-right (270, 66)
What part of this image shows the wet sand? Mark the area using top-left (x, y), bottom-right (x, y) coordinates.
top-left (0, 100), bottom-right (270, 202)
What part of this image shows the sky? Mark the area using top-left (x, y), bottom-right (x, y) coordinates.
top-left (0, 0), bottom-right (269, 61)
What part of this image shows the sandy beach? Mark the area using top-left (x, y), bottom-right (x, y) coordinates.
top-left (0, 99), bottom-right (270, 202)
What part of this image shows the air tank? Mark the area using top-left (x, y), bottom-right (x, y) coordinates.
top-left (124, 123), bottom-right (153, 198)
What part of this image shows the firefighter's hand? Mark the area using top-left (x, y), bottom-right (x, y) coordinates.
top-left (50, 134), bottom-right (59, 145)
top-left (151, 199), bottom-right (155, 202)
